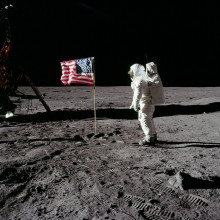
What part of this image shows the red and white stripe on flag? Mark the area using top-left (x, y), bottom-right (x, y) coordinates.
top-left (60, 58), bottom-right (94, 86)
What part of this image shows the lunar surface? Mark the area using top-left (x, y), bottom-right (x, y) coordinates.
top-left (0, 86), bottom-right (220, 220)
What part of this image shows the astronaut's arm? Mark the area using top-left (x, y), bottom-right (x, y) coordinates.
top-left (129, 82), bottom-right (135, 108)
top-left (130, 102), bottom-right (134, 109)
top-left (131, 81), bottom-right (135, 91)
top-left (133, 82), bottom-right (142, 111)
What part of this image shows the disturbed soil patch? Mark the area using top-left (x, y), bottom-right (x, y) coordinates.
top-left (0, 87), bottom-right (220, 219)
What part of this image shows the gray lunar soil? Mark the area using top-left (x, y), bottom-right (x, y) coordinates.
top-left (0, 86), bottom-right (220, 220)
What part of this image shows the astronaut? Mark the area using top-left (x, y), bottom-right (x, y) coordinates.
top-left (128, 62), bottom-right (164, 145)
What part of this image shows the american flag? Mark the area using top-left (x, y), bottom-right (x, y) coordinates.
top-left (60, 57), bottom-right (94, 86)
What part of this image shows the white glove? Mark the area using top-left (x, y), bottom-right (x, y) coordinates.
top-left (134, 106), bottom-right (140, 112)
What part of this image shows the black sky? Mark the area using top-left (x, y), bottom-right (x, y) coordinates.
top-left (2, 0), bottom-right (220, 86)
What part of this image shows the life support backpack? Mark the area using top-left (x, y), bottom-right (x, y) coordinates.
top-left (146, 62), bottom-right (165, 105)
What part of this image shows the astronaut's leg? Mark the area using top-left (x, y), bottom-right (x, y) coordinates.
top-left (137, 110), bottom-right (142, 129)
top-left (148, 105), bottom-right (157, 142)
top-left (138, 110), bottom-right (150, 141)
top-left (138, 104), bottom-right (156, 145)
top-left (147, 105), bottom-right (156, 138)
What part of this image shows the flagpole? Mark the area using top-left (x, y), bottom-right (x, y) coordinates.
top-left (92, 57), bottom-right (96, 134)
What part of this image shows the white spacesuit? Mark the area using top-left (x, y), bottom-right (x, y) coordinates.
top-left (129, 62), bottom-right (164, 145)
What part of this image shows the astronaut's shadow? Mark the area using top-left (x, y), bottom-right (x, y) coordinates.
top-left (154, 101), bottom-right (220, 117)
top-left (1, 101), bottom-right (220, 123)
top-left (157, 140), bottom-right (220, 149)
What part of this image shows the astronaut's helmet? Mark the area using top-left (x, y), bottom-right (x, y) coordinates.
top-left (129, 64), bottom-right (145, 78)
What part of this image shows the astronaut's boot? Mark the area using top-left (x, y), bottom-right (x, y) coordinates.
top-left (139, 136), bottom-right (155, 146)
